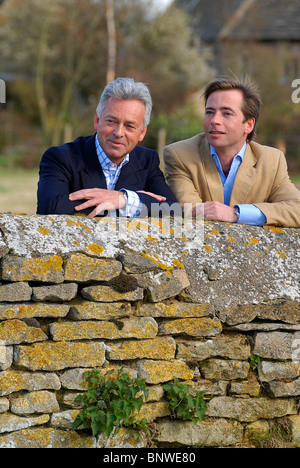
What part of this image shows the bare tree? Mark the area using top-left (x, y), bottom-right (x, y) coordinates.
top-left (106, 0), bottom-right (117, 83)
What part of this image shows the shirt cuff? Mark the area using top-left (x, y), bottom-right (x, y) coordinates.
top-left (119, 189), bottom-right (143, 218)
top-left (234, 204), bottom-right (267, 226)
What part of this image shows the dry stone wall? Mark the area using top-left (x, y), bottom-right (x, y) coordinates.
top-left (0, 213), bottom-right (299, 448)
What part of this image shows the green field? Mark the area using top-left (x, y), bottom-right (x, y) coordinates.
top-left (0, 168), bottom-right (299, 216)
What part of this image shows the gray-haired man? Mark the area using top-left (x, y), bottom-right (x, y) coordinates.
top-left (37, 77), bottom-right (177, 218)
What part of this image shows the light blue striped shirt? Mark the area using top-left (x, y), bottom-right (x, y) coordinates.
top-left (95, 135), bottom-right (142, 217)
top-left (210, 142), bottom-right (266, 226)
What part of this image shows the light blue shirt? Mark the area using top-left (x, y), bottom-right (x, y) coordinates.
top-left (210, 142), bottom-right (266, 226)
top-left (95, 135), bottom-right (143, 217)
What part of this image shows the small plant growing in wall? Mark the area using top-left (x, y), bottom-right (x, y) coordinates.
top-left (72, 367), bottom-right (149, 439)
top-left (163, 377), bottom-right (207, 424)
top-left (249, 354), bottom-right (261, 372)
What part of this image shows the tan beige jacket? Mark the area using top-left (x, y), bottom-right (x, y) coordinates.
top-left (163, 133), bottom-right (300, 227)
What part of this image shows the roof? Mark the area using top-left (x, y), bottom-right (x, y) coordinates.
top-left (175, 0), bottom-right (300, 41)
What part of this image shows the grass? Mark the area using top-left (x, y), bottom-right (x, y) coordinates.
top-left (0, 168), bottom-right (39, 215)
top-left (0, 168), bottom-right (299, 217)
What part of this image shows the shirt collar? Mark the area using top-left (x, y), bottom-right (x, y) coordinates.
top-left (95, 134), bottom-right (129, 169)
top-left (210, 141), bottom-right (247, 161)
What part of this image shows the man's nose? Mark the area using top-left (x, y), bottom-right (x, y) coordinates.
top-left (113, 124), bottom-right (124, 137)
top-left (210, 112), bottom-right (221, 125)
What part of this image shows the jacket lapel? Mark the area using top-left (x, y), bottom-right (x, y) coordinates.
top-left (230, 143), bottom-right (258, 205)
top-left (114, 149), bottom-right (145, 191)
top-left (81, 134), bottom-right (107, 189)
top-left (199, 138), bottom-right (225, 203)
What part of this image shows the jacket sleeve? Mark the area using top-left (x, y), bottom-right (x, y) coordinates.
top-left (253, 152), bottom-right (300, 227)
top-left (37, 147), bottom-right (88, 216)
top-left (163, 143), bottom-right (204, 208)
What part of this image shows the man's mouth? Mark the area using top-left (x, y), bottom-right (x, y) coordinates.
top-left (210, 131), bottom-right (225, 135)
top-left (109, 140), bottom-right (124, 146)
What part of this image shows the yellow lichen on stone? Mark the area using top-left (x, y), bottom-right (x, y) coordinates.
top-left (87, 243), bottom-right (104, 255)
top-left (0, 428), bottom-right (96, 448)
top-left (1, 255), bottom-right (64, 283)
top-left (37, 227), bottom-right (52, 236)
top-left (160, 317), bottom-right (222, 338)
top-left (276, 250), bottom-right (288, 259)
top-left (141, 253), bottom-right (173, 271)
top-left (202, 245), bottom-right (213, 252)
top-left (64, 254), bottom-right (121, 282)
top-left (172, 259), bottom-right (184, 269)
top-left (266, 226), bottom-right (285, 234)
top-left (138, 360), bottom-right (194, 384)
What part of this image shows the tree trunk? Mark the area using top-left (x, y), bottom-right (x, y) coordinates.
top-left (106, 0), bottom-right (117, 83)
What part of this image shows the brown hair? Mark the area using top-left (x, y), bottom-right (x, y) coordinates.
top-left (203, 77), bottom-right (262, 142)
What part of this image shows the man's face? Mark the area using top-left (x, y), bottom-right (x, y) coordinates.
top-left (204, 89), bottom-right (255, 155)
top-left (94, 97), bottom-right (147, 165)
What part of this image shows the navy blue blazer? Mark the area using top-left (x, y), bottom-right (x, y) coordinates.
top-left (37, 134), bottom-right (178, 216)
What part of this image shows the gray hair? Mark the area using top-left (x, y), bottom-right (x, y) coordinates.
top-left (96, 77), bottom-right (153, 129)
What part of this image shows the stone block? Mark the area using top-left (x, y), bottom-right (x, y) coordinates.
top-left (0, 303), bottom-right (69, 320)
top-left (0, 413), bottom-right (49, 434)
top-left (155, 419), bottom-right (244, 447)
top-left (49, 317), bottom-right (158, 341)
top-left (0, 427), bottom-right (96, 448)
top-left (177, 333), bottom-right (251, 361)
top-left (118, 252), bottom-right (158, 273)
top-left (147, 270), bottom-right (190, 302)
top-left (14, 341), bottom-right (106, 371)
top-left (266, 379), bottom-right (300, 398)
top-left (0, 398), bottom-right (9, 413)
top-left (0, 319), bottom-right (47, 345)
top-left (258, 360), bottom-right (300, 382)
top-left (0, 282), bottom-right (32, 302)
top-left (69, 300), bottom-right (130, 320)
top-left (0, 370), bottom-right (61, 396)
top-left (137, 301), bottom-right (212, 318)
top-left (50, 410), bottom-right (79, 430)
top-left (64, 254), bottom-right (122, 282)
top-left (159, 317), bottom-right (222, 338)
top-left (10, 391), bottom-right (60, 415)
top-left (254, 331), bottom-right (300, 360)
top-left (137, 359), bottom-right (194, 384)
top-left (81, 284), bottom-right (143, 302)
top-left (0, 345), bottom-right (13, 371)
top-left (207, 397), bottom-right (297, 422)
top-left (289, 415), bottom-right (300, 448)
top-left (1, 255), bottom-right (64, 283)
top-left (107, 337), bottom-right (176, 360)
top-left (199, 359), bottom-right (250, 380)
top-left (32, 283), bottom-right (78, 302)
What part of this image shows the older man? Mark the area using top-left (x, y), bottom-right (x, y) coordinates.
top-left (37, 77), bottom-right (177, 218)
top-left (163, 77), bottom-right (300, 227)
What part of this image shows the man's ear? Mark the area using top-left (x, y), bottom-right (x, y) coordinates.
top-left (138, 126), bottom-right (148, 142)
top-left (245, 118), bottom-right (255, 136)
top-left (94, 114), bottom-right (100, 130)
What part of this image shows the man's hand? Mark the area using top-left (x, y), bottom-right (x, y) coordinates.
top-left (192, 201), bottom-right (238, 223)
top-left (69, 188), bottom-right (127, 218)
